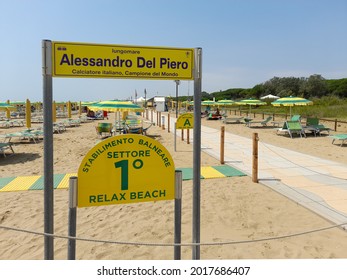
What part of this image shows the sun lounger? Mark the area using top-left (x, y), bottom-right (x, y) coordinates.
top-left (246, 116), bottom-right (273, 127)
top-left (53, 122), bottom-right (66, 133)
top-left (330, 134), bottom-right (347, 147)
top-left (305, 117), bottom-right (332, 136)
top-left (124, 119), bottom-right (153, 135)
top-left (0, 142), bottom-right (14, 157)
top-left (0, 129), bottom-right (43, 143)
top-left (207, 113), bottom-right (222, 120)
top-left (290, 115), bottom-right (301, 122)
top-left (63, 118), bottom-right (81, 127)
top-left (222, 116), bottom-right (243, 124)
top-left (0, 119), bottom-right (24, 128)
top-left (277, 121), bottom-right (306, 138)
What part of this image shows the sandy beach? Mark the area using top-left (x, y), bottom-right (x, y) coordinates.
top-left (0, 111), bottom-right (347, 260)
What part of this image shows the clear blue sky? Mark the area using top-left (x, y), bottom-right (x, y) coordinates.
top-left (1, 0), bottom-right (346, 102)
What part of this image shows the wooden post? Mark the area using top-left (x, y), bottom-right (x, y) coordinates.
top-left (252, 133), bottom-right (258, 183)
top-left (168, 113), bottom-right (170, 133)
top-left (335, 119), bottom-right (337, 132)
top-left (181, 129), bottom-right (184, 141)
top-left (162, 115), bottom-right (165, 130)
top-left (187, 129), bottom-right (190, 144)
top-left (220, 126), bottom-right (225, 164)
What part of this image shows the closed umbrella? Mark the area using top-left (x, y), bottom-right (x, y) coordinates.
top-left (67, 101), bottom-right (72, 118)
top-left (271, 96), bottom-right (313, 117)
top-left (26, 99), bottom-right (31, 128)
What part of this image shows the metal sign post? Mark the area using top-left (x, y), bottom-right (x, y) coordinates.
top-left (68, 176), bottom-right (78, 260)
top-left (192, 48), bottom-right (202, 260)
top-left (174, 123), bottom-right (177, 152)
top-left (42, 40), bottom-right (54, 260)
top-left (43, 40), bottom-right (199, 260)
top-left (174, 170), bottom-right (183, 260)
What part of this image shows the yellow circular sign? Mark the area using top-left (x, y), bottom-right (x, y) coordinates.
top-left (77, 134), bottom-right (175, 207)
top-left (176, 113), bottom-right (194, 129)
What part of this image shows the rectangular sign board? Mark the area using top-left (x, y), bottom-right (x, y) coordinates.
top-left (52, 42), bottom-right (194, 80)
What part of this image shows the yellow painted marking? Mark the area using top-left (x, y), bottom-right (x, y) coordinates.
top-left (0, 176), bottom-right (41, 192)
top-left (56, 173), bottom-right (77, 189)
top-left (201, 166), bottom-right (225, 179)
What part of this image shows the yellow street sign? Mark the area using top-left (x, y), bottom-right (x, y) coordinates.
top-left (176, 113), bottom-right (194, 129)
top-left (52, 41), bottom-right (194, 80)
top-left (77, 134), bottom-right (175, 207)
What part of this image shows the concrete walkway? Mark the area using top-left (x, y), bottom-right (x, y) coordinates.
top-left (166, 115), bottom-right (347, 228)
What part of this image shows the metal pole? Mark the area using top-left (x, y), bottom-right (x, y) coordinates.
top-left (174, 170), bottom-right (182, 260)
top-left (174, 124), bottom-right (177, 152)
top-left (68, 177), bottom-right (78, 260)
top-left (42, 39), bottom-right (54, 260)
top-left (192, 48), bottom-right (202, 260)
top-left (175, 80), bottom-right (180, 118)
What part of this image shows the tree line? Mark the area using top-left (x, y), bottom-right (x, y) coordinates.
top-left (202, 75), bottom-right (347, 101)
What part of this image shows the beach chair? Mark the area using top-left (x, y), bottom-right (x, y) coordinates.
top-left (96, 123), bottom-right (113, 137)
top-left (330, 134), bottom-right (347, 147)
top-left (124, 119), bottom-right (143, 134)
top-left (0, 129), bottom-right (43, 143)
top-left (306, 117), bottom-right (332, 136)
top-left (142, 121), bottom-right (154, 135)
top-left (63, 118), bottom-right (81, 127)
top-left (246, 116), bottom-right (273, 127)
top-left (243, 117), bottom-right (256, 127)
top-left (277, 121), bottom-right (306, 138)
top-left (290, 115), bottom-right (301, 122)
top-left (52, 122), bottom-right (66, 133)
top-left (207, 113), bottom-right (222, 120)
top-left (0, 120), bottom-right (11, 128)
top-left (0, 142), bottom-right (14, 157)
top-left (222, 116), bottom-right (243, 124)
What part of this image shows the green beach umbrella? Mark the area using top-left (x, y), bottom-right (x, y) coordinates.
top-left (201, 100), bottom-right (216, 106)
top-left (0, 102), bottom-right (16, 110)
top-left (271, 96), bottom-right (313, 117)
top-left (216, 99), bottom-right (235, 106)
top-left (201, 100), bottom-right (217, 112)
top-left (236, 98), bottom-right (266, 115)
top-left (89, 100), bottom-right (144, 112)
top-left (216, 99), bottom-right (236, 114)
top-left (0, 102), bottom-right (16, 119)
top-left (9, 101), bottom-right (26, 105)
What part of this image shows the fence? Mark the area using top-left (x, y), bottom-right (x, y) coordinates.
top-left (225, 109), bottom-right (347, 132)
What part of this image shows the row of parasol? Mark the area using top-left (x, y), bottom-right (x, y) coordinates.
top-left (189, 96), bottom-right (313, 116)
